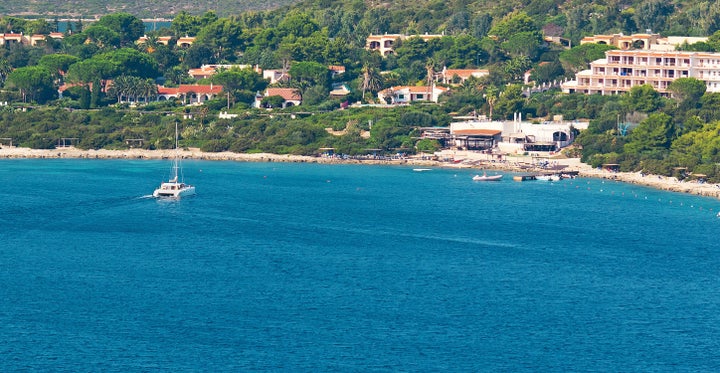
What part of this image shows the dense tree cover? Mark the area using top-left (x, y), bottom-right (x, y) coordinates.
top-left (1, 2), bottom-right (720, 179)
top-left (573, 79), bottom-right (720, 181)
top-left (0, 104), bottom-right (444, 157)
top-left (0, 0), bottom-right (296, 18)
top-left (3, 0), bottom-right (720, 40)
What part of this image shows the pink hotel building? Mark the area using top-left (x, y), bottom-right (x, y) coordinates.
top-left (562, 49), bottom-right (720, 95)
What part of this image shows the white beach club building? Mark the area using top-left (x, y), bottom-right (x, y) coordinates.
top-left (449, 114), bottom-right (588, 153)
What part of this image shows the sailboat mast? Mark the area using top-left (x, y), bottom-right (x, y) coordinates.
top-left (172, 122), bottom-right (179, 182)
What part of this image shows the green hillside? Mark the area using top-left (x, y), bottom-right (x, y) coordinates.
top-left (0, 0), bottom-right (299, 18)
top-left (271, 0), bottom-right (719, 41)
top-left (2, 2), bottom-right (720, 180)
top-left (3, 0), bottom-right (720, 40)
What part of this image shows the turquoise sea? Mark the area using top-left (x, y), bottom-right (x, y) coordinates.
top-left (2, 159), bottom-right (720, 371)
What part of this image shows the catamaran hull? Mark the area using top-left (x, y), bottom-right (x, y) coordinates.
top-left (153, 185), bottom-right (196, 198)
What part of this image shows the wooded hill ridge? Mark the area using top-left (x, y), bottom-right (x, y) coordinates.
top-left (0, 0), bottom-right (298, 18)
top-left (2, 0), bottom-right (720, 39)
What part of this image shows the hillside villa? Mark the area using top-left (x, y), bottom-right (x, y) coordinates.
top-left (436, 67), bottom-right (489, 85)
top-left (366, 33), bottom-right (444, 56)
top-left (254, 87), bottom-right (302, 108)
top-left (156, 84), bottom-right (223, 104)
top-left (0, 32), bottom-right (64, 46)
top-left (580, 32), bottom-right (707, 51)
top-left (378, 85), bottom-right (449, 104)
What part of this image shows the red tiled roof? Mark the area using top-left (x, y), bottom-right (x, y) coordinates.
top-left (445, 69), bottom-right (489, 78)
top-left (405, 85), bottom-right (448, 93)
top-left (157, 84), bottom-right (223, 95)
top-left (188, 66), bottom-right (217, 77)
top-left (366, 34), bottom-right (403, 40)
top-left (266, 88), bottom-right (301, 101)
top-left (380, 85), bottom-right (444, 94)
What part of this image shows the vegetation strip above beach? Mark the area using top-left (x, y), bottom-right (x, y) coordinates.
top-left (1, 1), bottom-right (720, 183)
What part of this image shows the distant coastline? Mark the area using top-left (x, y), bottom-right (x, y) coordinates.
top-left (2, 146), bottom-right (720, 200)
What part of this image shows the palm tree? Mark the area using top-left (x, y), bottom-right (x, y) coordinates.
top-left (0, 58), bottom-right (11, 84)
top-left (425, 58), bottom-right (437, 101)
top-left (361, 64), bottom-right (382, 100)
top-left (109, 75), bottom-right (131, 104)
top-left (165, 66), bottom-right (186, 86)
top-left (382, 87), bottom-right (397, 104)
top-left (142, 78), bottom-right (158, 103)
top-left (139, 35), bottom-right (160, 54)
top-left (127, 77), bottom-right (142, 103)
top-left (485, 86), bottom-right (499, 120)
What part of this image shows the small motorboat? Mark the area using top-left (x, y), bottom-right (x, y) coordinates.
top-left (535, 174), bottom-right (561, 181)
top-left (472, 172), bottom-right (503, 181)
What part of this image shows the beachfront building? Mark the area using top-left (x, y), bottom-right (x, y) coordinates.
top-left (561, 49), bottom-right (720, 95)
top-left (377, 85), bottom-right (449, 104)
top-left (366, 33), bottom-right (444, 56)
top-left (448, 114), bottom-right (588, 153)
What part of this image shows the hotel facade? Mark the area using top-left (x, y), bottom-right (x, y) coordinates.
top-left (562, 49), bottom-right (720, 95)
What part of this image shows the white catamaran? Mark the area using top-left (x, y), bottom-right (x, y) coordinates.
top-left (153, 123), bottom-right (195, 198)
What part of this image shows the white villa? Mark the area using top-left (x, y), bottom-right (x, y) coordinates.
top-left (378, 85), bottom-right (449, 104)
top-left (156, 84), bottom-right (223, 104)
top-left (254, 87), bottom-right (302, 108)
top-left (366, 33), bottom-right (444, 56)
top-left (437, 67), bottom-right (489, 85)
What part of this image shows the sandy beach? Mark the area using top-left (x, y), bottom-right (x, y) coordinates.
top-left (2, 145), bottom-right (719, 200)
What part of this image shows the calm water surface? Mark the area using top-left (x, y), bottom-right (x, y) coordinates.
top-left (1, 159), bottom-right (719, 371)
